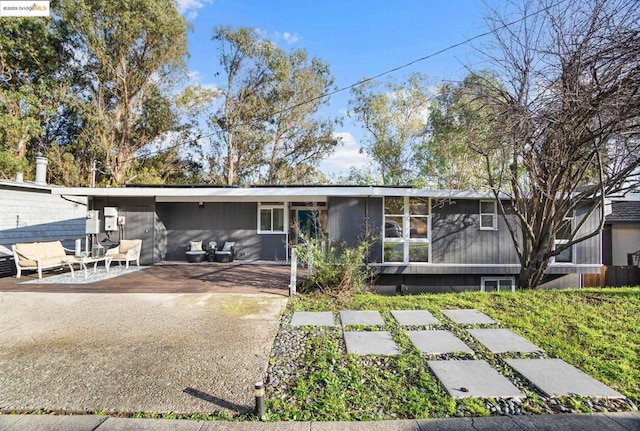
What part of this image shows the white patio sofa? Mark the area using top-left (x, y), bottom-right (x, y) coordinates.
top-left (12, 240), bottom-right (75, 279)
top-left (105, 239), bottom-right (142, 269)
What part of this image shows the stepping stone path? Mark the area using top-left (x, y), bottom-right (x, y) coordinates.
top-left (506, 358), bottom-right (625, 398)
top-left (467, 328), bottom-right (542, 353)
top-left (344, 331), bottom-right (399, 356)
top-left (339, 310), bottom-right (385, 326)
top-left (407, 330), bottom-right (473, 354)
top-left (441, 309), bottom-right (497, 325)
top-left (428, 360), bottom-right (524, 399)
top-left (290, 311), bottom-right (335, 326)
top-left (391, 310), bottom-right (439, 325)
top-left (288, 309), bottom-right (624, 402)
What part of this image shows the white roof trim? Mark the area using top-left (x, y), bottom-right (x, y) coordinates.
top-left (50, 186), bottom-right (499, 200)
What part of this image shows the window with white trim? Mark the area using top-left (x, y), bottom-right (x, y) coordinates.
top-left (479, 200), bottom-right (497, 230)
top-left (553, 215), bottom-right (574, 263)
top-left (481, 277), bottom-right (515, 292)
top-left (383, 197), bottom-right (429, 263)
top-left (258, 203), bottom-right (286, 233)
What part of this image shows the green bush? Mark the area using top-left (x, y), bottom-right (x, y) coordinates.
top-left (295, 236), bottom-right (376, 300)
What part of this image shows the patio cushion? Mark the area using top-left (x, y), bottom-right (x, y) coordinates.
top-left (189, 241), bottom-right (203, 252)
top-left (119, 239), bottom-right (139, 254)
top-left (15, 242), bottom-right (41, 262)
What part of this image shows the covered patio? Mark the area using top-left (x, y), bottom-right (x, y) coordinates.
top-left (0, 262), bottom-right (292, 295)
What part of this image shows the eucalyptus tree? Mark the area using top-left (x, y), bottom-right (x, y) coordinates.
top-left (0, 15), bottom-right (66, 178)
top-left (349, 72), bottom-right (430, 186)
top-left (424, 71), bottom-right (503, 190)
top-left (476, 0), bottom-right (640, 289)
top-left (209, 26), bottom-right (339, 185)
top-left (60, 0), bottom-right (188, 185)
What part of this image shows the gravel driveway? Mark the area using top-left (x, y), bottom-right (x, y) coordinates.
top-left (0, 292), bottom-right (288, 415)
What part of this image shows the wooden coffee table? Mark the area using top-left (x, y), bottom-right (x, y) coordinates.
top-left (67, 256), bottom-right (113, 279)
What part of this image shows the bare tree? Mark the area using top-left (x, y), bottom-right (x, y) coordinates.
top-left (474, 0), bottom-right (640, 288)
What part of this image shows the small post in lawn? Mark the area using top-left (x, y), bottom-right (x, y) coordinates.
top-left (289, 247), bottom-right (297, 296)
top-left (254, 380), bottom-right (265, 419)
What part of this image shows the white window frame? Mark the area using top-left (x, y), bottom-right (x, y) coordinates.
top-left (479, 200), bottom-right (498, 230)
top-left (383, 196), bottom-right (430, 264)
top-left (552, 214), bottom-right (574, 264)
top-left (257, 203), bottom-right (287, 234)
top-left (481, 276), bottom-right (515, 292)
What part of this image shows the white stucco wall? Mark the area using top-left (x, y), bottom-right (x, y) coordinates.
top-left (611, 223), bottom-right (640, 266)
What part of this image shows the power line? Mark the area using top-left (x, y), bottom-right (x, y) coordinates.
top-left (118, 0), bottom-right (570, 164)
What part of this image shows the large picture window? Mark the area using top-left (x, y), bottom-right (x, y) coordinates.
top-left (258, 203), bottom-right (286, 233)
top-left (383, 196), bottom-right (429, 263)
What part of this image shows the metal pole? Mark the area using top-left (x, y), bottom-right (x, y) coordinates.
top-left (254, 381), bottom-right (265, 419)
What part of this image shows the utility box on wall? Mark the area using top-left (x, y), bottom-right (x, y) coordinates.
top-left (104, 207), bottom-right (118, 231)
top-left (86, 210), bottom-right (100, 234)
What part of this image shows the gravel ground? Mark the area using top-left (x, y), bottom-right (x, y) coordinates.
top-left (265, 310), bottom-right (637, 419)
top-left (0, 292), bottom-right (288, 416)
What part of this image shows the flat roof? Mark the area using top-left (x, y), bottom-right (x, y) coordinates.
top-left (51, 185), bottom-right (498, 201)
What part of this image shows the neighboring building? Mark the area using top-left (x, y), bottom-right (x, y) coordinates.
top-left (603, 195), bottom-right (640, 267)
top-left (0, 160), bottom-right (87, 276)
top-left (52, 185), bottom-right (603, 292)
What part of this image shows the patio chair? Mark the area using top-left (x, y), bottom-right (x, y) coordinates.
top-left (185, 240), bottom-right (206, 263)
top-left (214, 241), bottom-right (235, 263)
top-left (105, 239), bottom-right (142, 269)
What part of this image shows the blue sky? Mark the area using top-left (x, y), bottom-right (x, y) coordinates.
top-left (174, 0), bottom-right (493, 177)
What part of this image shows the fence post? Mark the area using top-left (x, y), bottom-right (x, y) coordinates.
top-left (289, 247), bottom-right (297, 296)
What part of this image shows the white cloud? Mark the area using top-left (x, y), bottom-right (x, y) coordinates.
top-left (319, 132), bottom-right (372, 174)
top-left (174, 0), bottom-right (211, 19)
top-left (283, 32), bottom-right (299, 44)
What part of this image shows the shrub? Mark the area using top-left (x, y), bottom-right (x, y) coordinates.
top-left (295, 235), bottom-right (377, 301)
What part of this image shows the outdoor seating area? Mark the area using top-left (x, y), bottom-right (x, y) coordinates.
top-left (185, 240), bottom-right (235, 263)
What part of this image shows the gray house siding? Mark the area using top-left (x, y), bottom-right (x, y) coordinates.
top-left (328, 196), bottom-right (383, 262)
top-left (431, 199), bottom-right (518, 265)
top-left (91, 197), bottom-right (156, 265)
top-left (155, 201), bottom-right (287, 261)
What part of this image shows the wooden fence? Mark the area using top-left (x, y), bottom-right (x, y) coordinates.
top-left (583, 266), bottom-right (640, 287)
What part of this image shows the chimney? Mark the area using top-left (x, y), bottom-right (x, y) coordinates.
top-left (34, 155), bottom-right (48, 185)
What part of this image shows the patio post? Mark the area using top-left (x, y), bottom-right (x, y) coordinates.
top-left (289, 247), bottom-right (297, 296)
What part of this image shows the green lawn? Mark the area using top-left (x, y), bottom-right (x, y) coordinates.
top-left (266, 287), bottom-right (640, 420)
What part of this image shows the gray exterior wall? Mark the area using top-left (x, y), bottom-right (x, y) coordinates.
top-left (328, 196), bottom-right (383, 262)
top-left (431, 199), bottom-right (519, 265)
top-left (0, 186), bottom-right (86, 249)
top-left (91, 197), bottom-right (156, 265)
top-left (155, 201), bottom-right (287, 261)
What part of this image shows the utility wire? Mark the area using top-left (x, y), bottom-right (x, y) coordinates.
top-left (114, 0), bottom-right (569, 165)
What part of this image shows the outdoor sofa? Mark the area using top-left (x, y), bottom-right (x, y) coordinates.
top-left (12, 240), bottom-right (75, 279)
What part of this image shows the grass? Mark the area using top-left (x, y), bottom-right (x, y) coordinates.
top-left (267, 286), bottom-right (640, 420)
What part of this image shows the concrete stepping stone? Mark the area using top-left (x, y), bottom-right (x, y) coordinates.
top-left (467, 329), bottom-right (542, 353)
top-left (506, 358), bottom-right (625, 398)
top-left (428, 360), bottom-right (524, 399)
top-left (290, 311), bottom-right (335, 326)
top-left (339, 310), bottom-right (385, 326)
top-left (441, 309), bottom-right (497, 325)
top-left (407, 330), bottom-right (473, 354)
top-left (344, 331), bottom-right (399, 356)
top-left (391, 310), bottom-right (439, 325)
